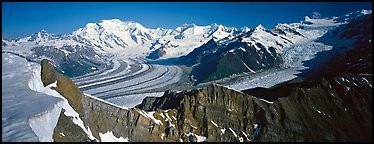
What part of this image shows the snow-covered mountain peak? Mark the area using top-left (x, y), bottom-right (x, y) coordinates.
top-left (240, 27), bottom-right (252, 33)
top-left (254, 24), bottom-right (266, 31)
top-left (84, 22), bottom-right (99, 29)
top-left (345, 9), bottom-right (372, 17)
top-left (39, 29), bottom-right (48, 33)
top-left (97, 19), bottom-right (147, 32)
top-left (4, 9), bottom-right (367, 60)
top-left (360, 9), bottom-right (372, 15)
top-left (33, 29), bottom-right (49, 36)
top-left (26, 29), bottom-right (54, 42)
top-left (310, 12), bottom-right (322, 19)
top-left (274, 23), bottom-right (288, 29)
top-left (210, 23), bottom-right (220, 27)
top-left (304, 16), bottom-right (312, 22)
top-left (333, 9), bottom-right (372, 24)
top-left (180, 23), bottom-right (196, 29)
top-left (100, 19), bottom-right (123, 24)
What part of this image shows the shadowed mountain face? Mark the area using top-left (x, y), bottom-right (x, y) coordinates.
top-left (242, 13), bottom-right (372, 142)
top-left (295, 13), bottom-right (372, 80)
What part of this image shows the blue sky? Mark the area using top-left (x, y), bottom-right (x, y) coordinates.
top-left (2, 2), bottom-right (372, 39)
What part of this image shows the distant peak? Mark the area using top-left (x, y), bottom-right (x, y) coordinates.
top-left (211, 23), bottom-right (222, 27)
top-left (304, 16), bottom-right (312, 21)
top-left (360, 9), bottom-right (372, 15)
top-left (254, 24), bottom-right (265, 31)
top-left (98, 19), bottom-right (141, 26)
top-left (241, 26), bottom-right (250, 30)
top-left (275, 23), bottom-right (289, 28)
top-left (311, 12), bottom-right (322, 19)
top-left (181, 23), bottom-right (195, 27)
top-left (101, 19), bottom-right (123, 23)
top-left (33, 29), bottom-right (49, 35)
top-left (40, 29), bottom-right (48, 33)
top-left (85, 22), bottom-right (98, 28)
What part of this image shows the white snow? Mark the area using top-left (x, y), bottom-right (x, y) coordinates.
top-left (196, 135), bottom-right (207, 142)
top-left (257, 98), bottom-right (274, 104)
top-left (59, 133), bottom-right (65, 137)
top-left (2, 53), bottom-right (65, 142)
top-left (185, 132), bottom-right (206, 142)
top-left (27, 64), bottom-right (98, 141)
top-left (136, 109), bottom-right (163, 125)
top-left (159, 113), bottom-right (165, 119)
top-left (254, 124), bottom-right (258, 129)
top-left (172, 116), bottom-right (177, 120)
top-left (229, 127), bottom-right (238, 137)
top-left (361, 77), bottom-right (372, 87)
top-left (221, 128), bottom-right (226, 135)
top-left (2, 53), bottom-right (71, 142)
top-left (211, 120), bottom-right (219, 128)
top-left (161, 133), bottom-right (165, 140)
top-left (190, 124), bottom-right (198, 129)
top-left (165, 112), bottom-right (172, 121)
top-left (28, 101), bottom-right (64, 142)
top-left (99, 131), bottom-right (129, 142)
top-left (242, 131), bottom-right (249, 141)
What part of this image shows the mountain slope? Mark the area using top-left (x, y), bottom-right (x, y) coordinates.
top-left (178, 10), bottom-right (371, 85)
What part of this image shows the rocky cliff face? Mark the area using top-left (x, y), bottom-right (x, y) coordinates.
top-left (243, 72), bottom-right (372, 141)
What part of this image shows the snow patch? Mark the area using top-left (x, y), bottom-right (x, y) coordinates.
top-left (161, 133), bottom-right (165, 140)
top-left (242, 131), bottom-right (249, 141)
top-left (211, 120), bottom-right (219, 128)
top-left (257, 98), bottom-right (274, 104)
top-left (99, 131), bottom-right (129, 142)
top-left (229, 127), bottom-right (238, 137)
top-left (136, 109), bottom-right (163, 125)
top-left (185, 132), bottom-right (206, 142)
top-left (220, 128), bottom-right (226, 135)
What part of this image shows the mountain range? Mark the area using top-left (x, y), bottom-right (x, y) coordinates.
top-left (2, 9), bottom-right (372, 142)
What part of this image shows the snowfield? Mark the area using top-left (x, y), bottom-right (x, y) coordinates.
top-left (2, 52), bottom-right (98, 142)
top-left (99, 131), bottom-right (129, 142)
top-left (2, 53), bottom-right (63, 142)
